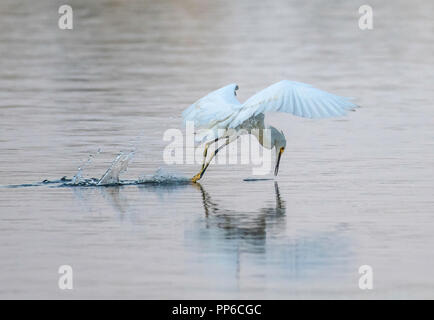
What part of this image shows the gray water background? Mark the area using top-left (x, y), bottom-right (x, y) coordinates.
top-left (0, 0), bottom-right (433, 299)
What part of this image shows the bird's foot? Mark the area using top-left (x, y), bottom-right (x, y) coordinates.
top-left (191, 173), bottom-right (202, 183)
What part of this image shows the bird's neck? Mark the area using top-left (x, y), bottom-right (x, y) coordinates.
top-left (251, 126), bottom-right (275, 149)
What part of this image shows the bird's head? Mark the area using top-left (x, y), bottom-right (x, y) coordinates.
top-left (273, 129), bottom-right (286, 176)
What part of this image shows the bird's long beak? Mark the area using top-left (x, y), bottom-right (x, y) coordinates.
top-left (274, 147), bottom-right (284, 176)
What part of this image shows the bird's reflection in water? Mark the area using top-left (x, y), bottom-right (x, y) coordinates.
top-left (188, 182), bottom-right (352, 286)
top-left (194, 182), bottom-right (286, 254)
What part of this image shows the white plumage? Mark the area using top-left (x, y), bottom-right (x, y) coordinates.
top-left (183, 80), bottom-right (359, 182)
top-left (183, 80), bottom-right (357, 138)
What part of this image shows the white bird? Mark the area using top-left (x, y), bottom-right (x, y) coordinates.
top-left (183, 80), bottom-right (358, 182)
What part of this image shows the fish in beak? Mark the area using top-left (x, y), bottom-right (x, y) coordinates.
top-left (274, 147), bottom-right (284, 176)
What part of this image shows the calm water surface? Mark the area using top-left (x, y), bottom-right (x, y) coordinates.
top-left (0, 0), bottom-right (433, 299)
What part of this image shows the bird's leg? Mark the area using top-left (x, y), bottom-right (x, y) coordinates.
top-left (201, 138), bottom-right (219, 170)
top-left (194, 142), bottom-right (227, 182)
top-left (201, 145), bottom-right (209, 170)
top-left (192, 136), bottom-right (234, 183)
top-left (192, 138), bottom-right (221, 182)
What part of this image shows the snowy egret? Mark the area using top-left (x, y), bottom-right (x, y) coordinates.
top-left (183, 80), bottom-right (358, 182)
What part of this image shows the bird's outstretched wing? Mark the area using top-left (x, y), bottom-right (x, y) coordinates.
top-left (182, 83), bottom-right (241, 128)
top-left (182, 83), bottom-right (242, 142)
top-left (229, 80), bottom-right (358, 128)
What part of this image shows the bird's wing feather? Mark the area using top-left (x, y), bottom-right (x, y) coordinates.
top-left (182, 83), bottom-right (241, 128)
top-left (229, 80), bottom-right (358, 128)
top-left (182, 83), bottom-right (241, 142)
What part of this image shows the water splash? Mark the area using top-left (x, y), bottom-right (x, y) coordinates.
top-left (93, 130), bottom-right (145, 186)
top-left (72, 148), bottom-right (102, 185)
top-left (97, 151), bottom-right (135, 186)
top-left (2, 138), bottom-right (192, 188)
top-left (2, 169), bottom-right (191, 189)
top-left (138, 167), bottom-right (191, 184)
